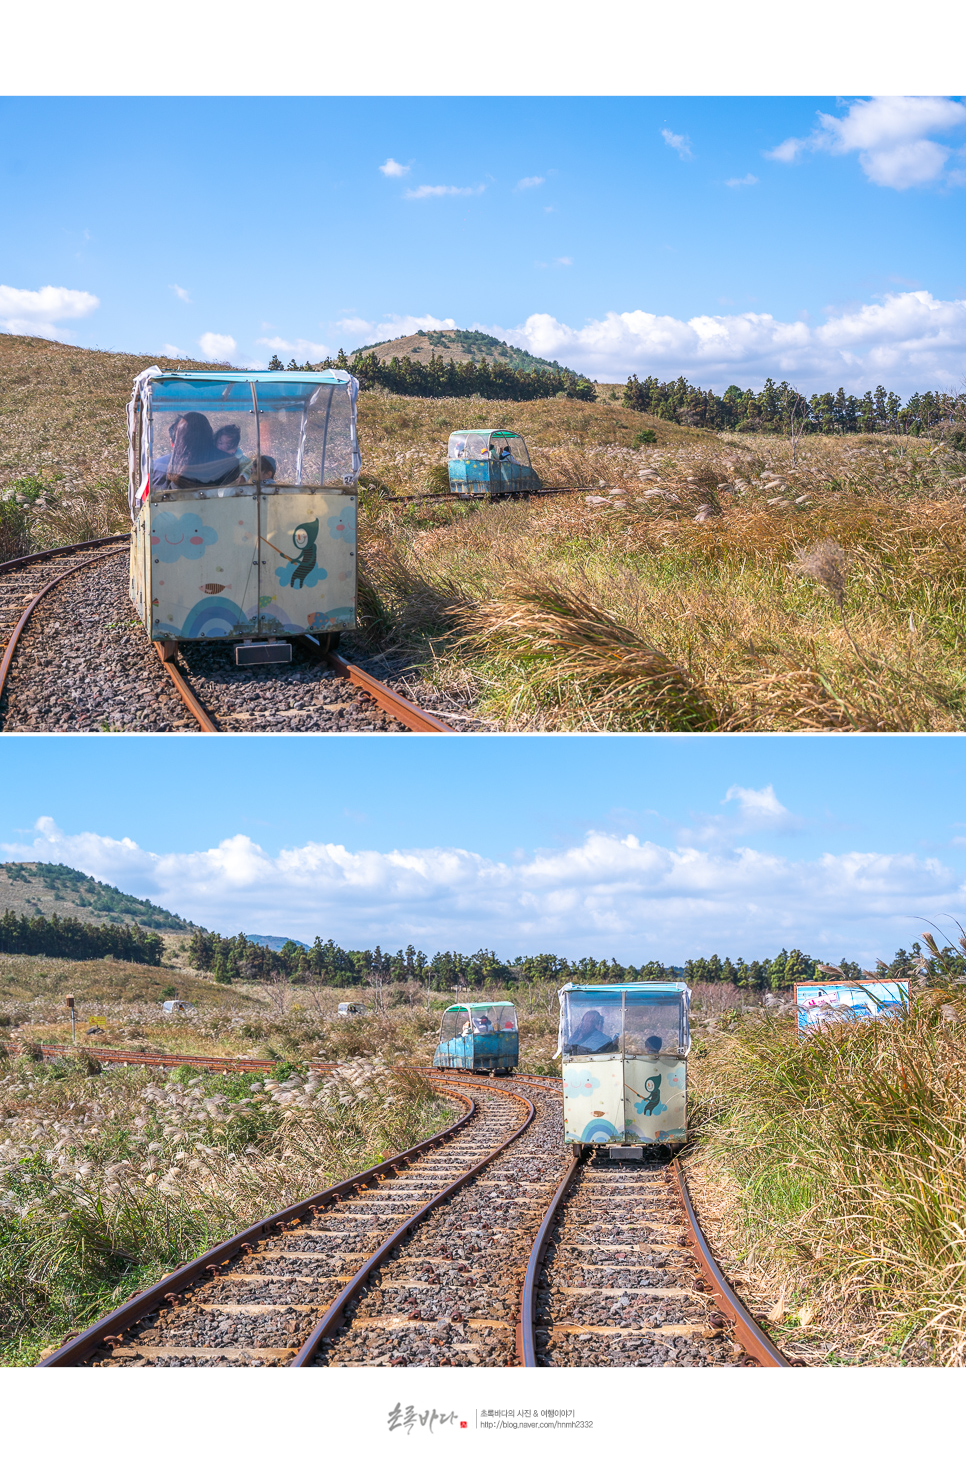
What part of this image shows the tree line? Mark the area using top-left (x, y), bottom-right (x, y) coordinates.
top-left (623, 374), bottom-right (966, 438)
top-left (185, 930), bottom-right (927, 992)
top-left (0, 910), bottom-right (164, 965)
top-left (267, 349), bottom-right (596, 402)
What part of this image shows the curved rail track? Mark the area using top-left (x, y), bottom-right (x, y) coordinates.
top-left (12, 1038), bottom-right (792, 1370)
top-left (0, 536), bottom-right (456, 734)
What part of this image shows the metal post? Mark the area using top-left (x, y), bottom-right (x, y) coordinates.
top-left (66, 994), bottom-right (75, 1044)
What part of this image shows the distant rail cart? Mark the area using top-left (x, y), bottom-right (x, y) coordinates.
top-left (558, 981), bottom-right (691, 1158)
top-left (127, 369), bottom-right (361, 666)
top-left (161, 999), bottom-right (195, 1015)
top-left (337, 1002), bottom-right (368, 1017)
top-left (433, 1000), bottom-right (519, 1074)
top-left (446, 429), bottom-right (540, 496)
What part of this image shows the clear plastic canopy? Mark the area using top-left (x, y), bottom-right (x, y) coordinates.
top-left (557, 984), bottom-right (690, 1059)
top-left (438, 1001), bottom-right (518, 1042)
top-left (128, 369), bottom-right (361, 518)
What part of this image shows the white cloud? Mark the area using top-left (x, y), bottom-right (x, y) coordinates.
top-left (516, 175), bottom-right (545, 190)
top-left (198, 331), bottom-right (236, 362)
top-left (379, 158), bottom-right (410, 177)
top-left (403, 184), bottom-right (485, 199)
top-left (481, 288), bottom-right (966, 393)
top-left (724, 784), bottom-right (795, 826)
top-left (3, 817), bottom-right (962, 964)
top-left (336, 312), bottom-right (457, 346)
top-left (678, 784), bottom-right (801, 846)
top-left (767, 96), bottom-right (966, 190)
top-left (256, 335), bottom-right (330, 360)
top-left (661, 128), bottom-right (693, 160)
top-left (555, 257), bottom-right (573, 267)
top-left (169, 283), bottom-right (191, 303)
top-left (160, 343), bottom-right (182, 358)
top-left (725, 173), bottom-right (759, 188)
top-left (0, 283), bottom-right (99, 340)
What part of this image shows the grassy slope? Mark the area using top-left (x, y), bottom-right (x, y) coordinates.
top-left (0, 862), bottom-right (193, 933)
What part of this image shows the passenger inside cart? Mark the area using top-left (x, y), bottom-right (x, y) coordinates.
top-left (160, 412), bottom-right (242, 490)
top-left (567, 1008), bottom-right (618, 1054)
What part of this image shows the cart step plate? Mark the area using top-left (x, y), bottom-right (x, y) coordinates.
top-left (608, 1146), bottom-right (644, 1161)
top-left (235, 642), bottom-right (292, 666)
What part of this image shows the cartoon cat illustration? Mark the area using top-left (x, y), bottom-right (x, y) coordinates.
top-left (640, 1075), bottom-right (662, 1115)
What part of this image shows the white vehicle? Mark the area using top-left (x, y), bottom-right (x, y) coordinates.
top-left (337, 1002), bottom-right (368, 1017)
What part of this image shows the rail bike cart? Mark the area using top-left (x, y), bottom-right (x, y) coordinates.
top-left (558, 981), bottom-right (691, 1158)
top-left (446, 429), bottom-right (540, 496)
top-left (432, 1001), bottom-right (519, 1074)
top-left (127, 369), bottom-right (361, 665)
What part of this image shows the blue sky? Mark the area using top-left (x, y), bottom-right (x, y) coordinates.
top-left (2, 96), bottom-right (965, 394)
top-left (3, 735), bottom-right (965, 965)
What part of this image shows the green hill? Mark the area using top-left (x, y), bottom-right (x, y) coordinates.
top-left (0, 863), bottom-right (193, 932)
top-left (352, 327), bottom-right (578, 378)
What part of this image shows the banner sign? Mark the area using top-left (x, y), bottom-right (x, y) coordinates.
top-left (796, 980), bottom-right (909, 1034)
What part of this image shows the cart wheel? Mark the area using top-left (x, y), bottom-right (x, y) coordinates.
top-left (318, 632), bottom-right (341, 655)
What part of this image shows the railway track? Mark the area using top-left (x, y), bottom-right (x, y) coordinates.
top-left (17, 1040), bottom-right (791, 1370)
top-left (518, 1146), bottom-right (790, 1368)
top-left (0, 536), bottom-right (457, 734)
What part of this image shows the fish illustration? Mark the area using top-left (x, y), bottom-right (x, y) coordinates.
top-left (200, 582), bottom-right (230, 595)
top-left (258, 595), bottom-right (275, 608)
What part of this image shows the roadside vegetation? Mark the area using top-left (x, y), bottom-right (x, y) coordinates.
top-left (686, 938), bottom-right (966, 1367)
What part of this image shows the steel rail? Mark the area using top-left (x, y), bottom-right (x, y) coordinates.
top-left (381, 486), bottom-right (599, 507)
top-left (2, 1039), bottom-right (286, 1072)
top-left (152, 642), bottom-right (220, 732)
top-left (516, 1148), bottom-right (584, 1367)
top-left (39, 1081), bottom-right (478, 1366)
top-left (0, 547), bottom-right (127, 705)
top-left (291, 1081), bottom-right (537, 1366)
top-left (3, 1039), bottom-right (561, 1089)
top-left (0, 532), bottom-right (129, 578)
top-left (671, 1158), bottom-right (790, 1368)
top-left (326, 652), bottom-right (456, 734)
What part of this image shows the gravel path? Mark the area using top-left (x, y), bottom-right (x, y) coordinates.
top-left (534, 1156), bottom-right (745, 1368)
top-left (0, 554), bottom-right (411, 734)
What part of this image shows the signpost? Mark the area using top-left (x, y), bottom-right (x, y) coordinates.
top-left (66, 994), bottom-right (75, 1044)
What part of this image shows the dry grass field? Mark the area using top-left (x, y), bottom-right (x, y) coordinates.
top-left (2, 331), bottom-right (964, 730)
